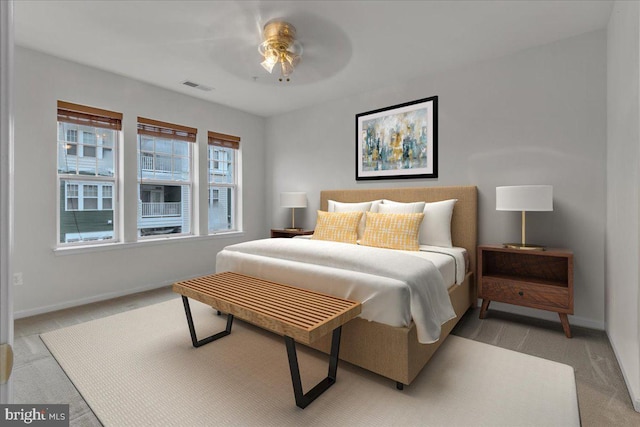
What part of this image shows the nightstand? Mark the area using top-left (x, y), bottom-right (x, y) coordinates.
top-left (478, 244), bottom-right (574, 338)
top-left (270, 229), bottom-right (314, 238)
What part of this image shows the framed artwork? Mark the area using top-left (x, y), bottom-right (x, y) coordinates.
top-left (356, 96), bottom-right (438, 180)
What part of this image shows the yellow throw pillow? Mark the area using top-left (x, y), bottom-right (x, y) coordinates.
top-left (311, 210), bottom-right (364, 244)
top-left (360, 212), bottom-right (425, 251)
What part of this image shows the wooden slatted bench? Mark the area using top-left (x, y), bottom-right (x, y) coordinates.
top-left (172, 271), bottom-right (362, 409)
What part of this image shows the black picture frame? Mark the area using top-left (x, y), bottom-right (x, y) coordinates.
top-left (355, 96), bottom-right (438, 180)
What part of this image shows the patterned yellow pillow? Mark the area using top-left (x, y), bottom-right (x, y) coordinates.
top-left (311, 211), bottom-right (364, 244)
top-left (360, 212), bottom-right (425, 251)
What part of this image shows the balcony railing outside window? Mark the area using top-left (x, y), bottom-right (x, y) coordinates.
top-left (141, 202), bottom-right (181, 217)
top-left (141, 153), bottom-right (172, 173)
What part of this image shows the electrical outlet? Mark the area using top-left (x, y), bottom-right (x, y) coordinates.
top-left (13, 272), bottom-right (23, 286)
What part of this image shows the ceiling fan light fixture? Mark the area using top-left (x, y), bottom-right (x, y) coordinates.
top-left (260, 59), bottom-right (276, 73)
top-left (283, 51), bottom-right (300, 67)
top-left (258, 21), bottom-right (302, 82)
top-left (281, 61), bottom-right (294, 78)
top-left (260, 48), bottom-right (278, 73)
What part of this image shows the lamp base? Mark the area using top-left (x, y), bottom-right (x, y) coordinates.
top-left (285, 227), bottom-right (303, 231)
top-left (503, 243), bottom-right (546, 251)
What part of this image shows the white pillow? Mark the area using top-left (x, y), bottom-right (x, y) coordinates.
top-left (380, 199), bottom-right (426, 214)
top-left (328, 200), bottom-right (383, 212)
top-left (419, 199), bottom-right (457, 247)
top-left (369, 199), bottom-right (383, 212)
top-left (328, 200), bottom-right (376, 240)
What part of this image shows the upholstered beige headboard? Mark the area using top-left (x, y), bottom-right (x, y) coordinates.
top-left (320, 186), bottom-right (478, 273)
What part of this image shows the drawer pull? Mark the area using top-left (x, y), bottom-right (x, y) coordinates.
top-left (518, 291), bottom-right (524, 296)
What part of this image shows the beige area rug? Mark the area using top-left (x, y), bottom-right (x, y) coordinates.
top-left (41, 298), bottom-right (580, 427)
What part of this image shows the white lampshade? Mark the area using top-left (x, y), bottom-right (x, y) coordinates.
top-left (280, 192), bottom-right (307, 208)
top-left (496, 185), bottom-right (553, 212)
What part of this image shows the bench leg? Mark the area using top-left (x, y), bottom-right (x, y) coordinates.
top-left (284, 326), bottom-right (342, 409)
top-left (181, 296), bottom-right (233, 348)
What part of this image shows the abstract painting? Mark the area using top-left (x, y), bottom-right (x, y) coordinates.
top-left (356, 96), bottom-right (437, 180)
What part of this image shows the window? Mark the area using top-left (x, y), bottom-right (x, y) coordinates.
top-left (66, 183), bottom-right (78, 211)
top-left (83, 184), bottom-right (98, 210)
top-left (208, 131), bottom-right (240, 233)
top-left (65, 129), bottom-right (78, 156)
top-left (82, 131), bottom-right (97, 157)
top-left (64, 182), bottom-right (112, 211)
top-left (102, 185), bottom-right (113, 210)
top-left (209, 188), bottom-right (219, 204)
top-left (137, 117), bottom-right (196, 238)
top-left (57, 101), bottom-right (121, 245)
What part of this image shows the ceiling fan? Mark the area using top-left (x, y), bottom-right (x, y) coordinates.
top-left (258, 20), bottom-right (303, 82)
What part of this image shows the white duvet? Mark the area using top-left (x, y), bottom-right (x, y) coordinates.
top-left (216, 238), bottom-right (457, 344)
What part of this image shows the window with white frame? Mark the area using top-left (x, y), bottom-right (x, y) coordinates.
top-left (57, 101), bottom-right (121, 245)
top-left (66, 183), bottom-right (79, 210)
top-left (64, 182), bottom-right (113, 211)
top-left (82, 131), bottom-right (97, 157)
top-left (208, 131), bottom-right (240, 233)
top-left (83, 184), bottom-right (98, 210)
top-left (137, 117), bottom-right (196, 238)
top-left (65, 129), bottom-right (78, 156)
top-left (102, 185), bottom-right (113, 210)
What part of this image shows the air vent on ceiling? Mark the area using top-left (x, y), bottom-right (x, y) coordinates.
top-left (181, 80), bottom-right (213, 92)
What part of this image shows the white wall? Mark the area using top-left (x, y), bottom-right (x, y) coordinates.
top-left (606, 0), bottom-right (640, 411)
top-left (266, 30), bottom-right (607, 330)
top-left (0, 0), bottom-right (15, 403)
top-left (12, 47), bottom-right (267, 316)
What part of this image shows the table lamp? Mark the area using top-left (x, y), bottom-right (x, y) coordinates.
top-left (280, 192), bottom-right (307, 230)
top-left (496, 185), bottom-right (553, 250)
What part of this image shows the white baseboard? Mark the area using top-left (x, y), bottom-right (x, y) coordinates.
top-left (13, 270), bottom-right (216, 319)
top-left (607, 333), bottom-right (640, 413)
top-left (480, 300), bottom-right (605, 330)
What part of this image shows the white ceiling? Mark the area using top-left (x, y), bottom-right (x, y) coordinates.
top-left (14, 0), bottom-right (613, 117)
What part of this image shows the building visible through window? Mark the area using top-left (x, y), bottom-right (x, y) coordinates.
top-left (57, 101), bottom-right (121, 244)
top-left (208, 131), bottom-right (240, 233)
top-left (137, 117), bottom-right (196, 238)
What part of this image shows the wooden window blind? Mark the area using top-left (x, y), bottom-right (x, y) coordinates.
top-left (208, 131), bottom-right (240, 150)
top-left (137, 117), bottom-right (197, 143)
top-left (57, 101), bottom-right (123, 131)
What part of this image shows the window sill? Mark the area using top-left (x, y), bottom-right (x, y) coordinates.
top-left (53, 231), bottom-right (245, 256)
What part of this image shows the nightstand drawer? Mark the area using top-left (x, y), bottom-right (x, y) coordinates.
top-left (481, 277), bottom-right (570, 311)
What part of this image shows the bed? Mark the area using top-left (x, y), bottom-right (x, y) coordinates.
top-left (217, 186), bottom-right (477, 388)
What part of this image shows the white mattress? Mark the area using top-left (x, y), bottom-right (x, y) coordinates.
top-left (216, 238), bottom-right (460, 343)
